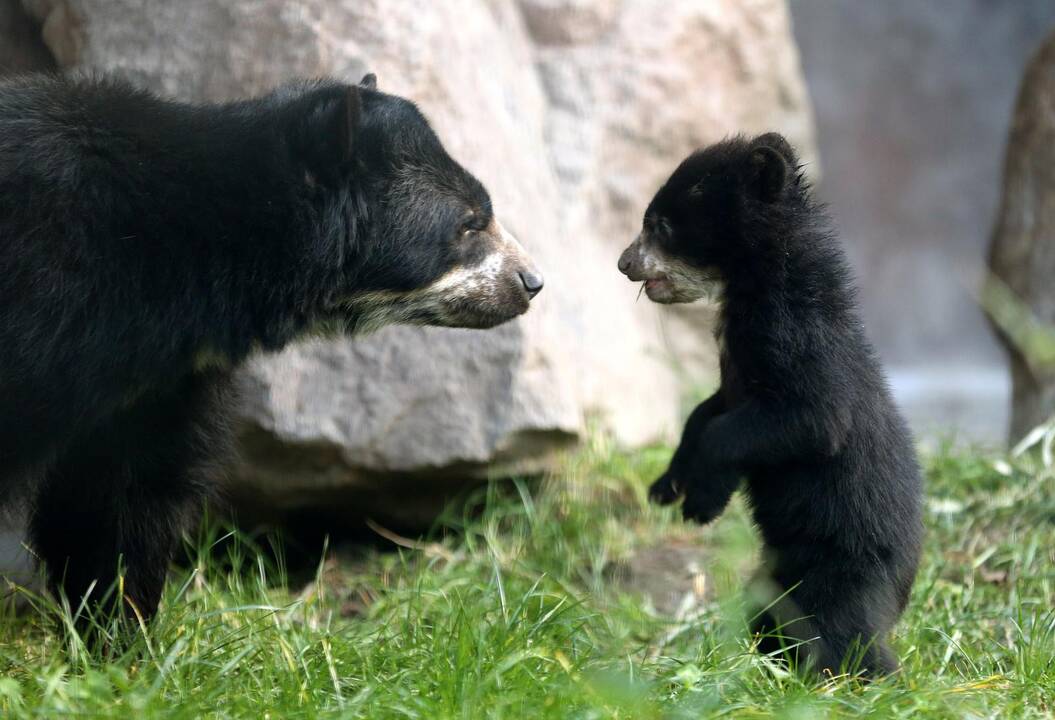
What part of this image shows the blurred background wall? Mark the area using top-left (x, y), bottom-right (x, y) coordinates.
top-left (790, 0), bottom-right (1055, 443)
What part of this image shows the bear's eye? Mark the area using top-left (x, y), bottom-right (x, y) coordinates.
top-left (652, 217), bottom-right (674, 242)
top-left (460, 215), bottom-right (488, 238)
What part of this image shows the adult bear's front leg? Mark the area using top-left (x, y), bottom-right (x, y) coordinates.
top-left (28, 374), bottom-right (233, 624)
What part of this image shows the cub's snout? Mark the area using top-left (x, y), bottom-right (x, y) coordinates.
top-left (617, 234), bottom-right (648, 281)
top-left (618, 231), bottom-right (722, 304)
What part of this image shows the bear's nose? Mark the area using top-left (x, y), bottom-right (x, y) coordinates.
top-left (618, 240), bottom-right (639, 275)
top-left (519, 270), bottom-right (544, 298)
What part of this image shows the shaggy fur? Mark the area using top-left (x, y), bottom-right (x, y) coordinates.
top-left (618, 133), bottom-right (923, 677)
top-left (0, 73), bottom-right (541, 621)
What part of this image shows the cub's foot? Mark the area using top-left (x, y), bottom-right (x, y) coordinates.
top-left (648, 470), bottom-right (683, 505)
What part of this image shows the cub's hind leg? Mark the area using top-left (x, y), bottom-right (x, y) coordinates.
top-left (749, 567), bottom-right (900, 679)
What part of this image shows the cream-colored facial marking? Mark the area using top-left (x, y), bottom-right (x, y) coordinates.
top-left (619, 232), bottom-right (724, 304)
top-left (337, 218), bottom-right (540, 334)
top-left (340, 294), bottom-right (424, 336)
top-left (193, 346), bottom-right (233, 372)
top-left (425, 219), bottom-right (535, 301)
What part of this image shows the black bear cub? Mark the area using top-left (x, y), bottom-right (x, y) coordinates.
top-left (618, 133), bottom-right (922, 677)
top-left (0, 73), bottom-right (543, 624)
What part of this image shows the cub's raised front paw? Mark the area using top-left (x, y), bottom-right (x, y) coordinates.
top-left (648, 470), bottom-right (683, 505)
top-left (681, 485), bottom-right (724, 525)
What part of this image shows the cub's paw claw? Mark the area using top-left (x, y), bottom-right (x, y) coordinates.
top-left (648, 471), bottom-right (683, 505)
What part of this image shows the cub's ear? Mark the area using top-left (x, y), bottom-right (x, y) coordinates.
top-left (290, 85), bottom-right (362, 182)
top-left (751, 132), bottom-right (796, 163)
top-left (746, 145), bottom-right (787, 203)
top-left (359, 73), bottom-right (378, 90)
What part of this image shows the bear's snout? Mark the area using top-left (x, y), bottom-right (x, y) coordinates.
top-left (618, 235), bottom-right (648, 281)
top-left (492, 219), bottom-right (543, 302)
top-left (399, 218), bottom-right (544, 329)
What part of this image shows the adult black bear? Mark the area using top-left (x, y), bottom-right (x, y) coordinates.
top-left (0, 73), bottom-right (543, 622)
top-left (618, 133), bottom-right (922, 678)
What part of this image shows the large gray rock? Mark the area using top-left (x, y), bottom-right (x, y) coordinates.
top-left (988, 31), bottom-right (1055, 441)
top-left (21, 0), bottom-right (815, 523)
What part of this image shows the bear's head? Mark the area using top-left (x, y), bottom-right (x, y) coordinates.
top-left (287, 74), bottom-right (543, 332)
top-left (617, 132), bottom-right (800, 304)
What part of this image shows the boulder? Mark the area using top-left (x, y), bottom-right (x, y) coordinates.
top-left (988, 31), bottom-right (1055, 441)
top-left (20, 0), bottom-right (815, 524)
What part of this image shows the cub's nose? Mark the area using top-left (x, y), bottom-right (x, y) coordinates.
top-left (519, 269), bottom-right (544, 298)
top-left (617, 240), bottom-right (639, 275)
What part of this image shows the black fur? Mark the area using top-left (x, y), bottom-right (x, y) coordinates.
top-left (0, 73), bottom-right (532, 621)
top-left (623, 134), bottom-right (923, 677)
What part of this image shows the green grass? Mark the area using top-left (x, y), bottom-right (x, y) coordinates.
top-left (1, 432), bottom-right (1054, 718)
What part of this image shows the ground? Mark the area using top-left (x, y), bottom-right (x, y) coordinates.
top-left (1, 427), bottom-right (1053, 718)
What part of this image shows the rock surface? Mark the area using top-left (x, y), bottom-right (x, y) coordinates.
top-left (16, 0), bottom-right (815, 523)
top-left (988, 31), bottom-right (1055, 441)
top-left (607, 541), bottom-right (712, 618)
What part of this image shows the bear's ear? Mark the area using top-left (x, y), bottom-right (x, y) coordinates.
top-left (746, 145), bottom-right (787, 203)
top-left (292, 85), bottom-right (362, 181)
top-left (359, 73), bottom-right (378, 90)
top-left (751, 132), bottom-right (796, 164)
